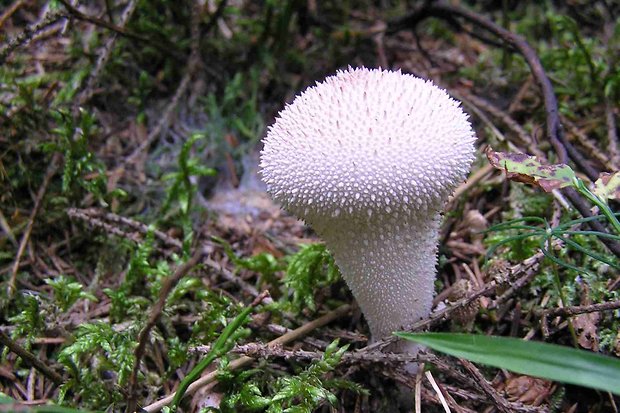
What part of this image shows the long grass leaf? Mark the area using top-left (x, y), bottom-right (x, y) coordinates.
top-left (556, 235), bottom-right (620, 270)
top-left (540, 239), bottom-right (594, 275)
top-left (485, 232), bottom-right (543, 259)
top-left (396, 332), bottom-right (620, 395)
top-left (562, 231), bottom-right (620, 241)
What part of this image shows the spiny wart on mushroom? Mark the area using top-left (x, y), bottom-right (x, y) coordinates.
top-left (260, 67), bottom-right (476, 364)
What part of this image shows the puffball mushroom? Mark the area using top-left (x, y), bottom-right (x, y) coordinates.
top-left (260, 67), bottom-right (476, 354)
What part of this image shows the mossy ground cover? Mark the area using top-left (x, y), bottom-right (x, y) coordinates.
top-left (0, 1), bottom-right (619, 412)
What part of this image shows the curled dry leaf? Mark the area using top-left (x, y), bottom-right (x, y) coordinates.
top-left (485, 148), bottom-right (576, 192)
top-left (593, 172), bottom-right (620, 204)
top-left (503, 374), bottom-right (554, 406)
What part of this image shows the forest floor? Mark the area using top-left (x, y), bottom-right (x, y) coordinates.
top-left (1, 1), bottom-right (619, 412)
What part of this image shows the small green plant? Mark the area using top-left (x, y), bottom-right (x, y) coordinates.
top-left (7, 294), bottom-right (45, 347)
top-left (213, 236), bottom-right (284, 286)
top-left (127, 70), bottom-right (154, 125)
top-left (161, 132), bottom-right (216, 252)
top-left (485, 214), bottom-right (620, 276)
top-left (42, 109), bottom-right (124, 205)
top-left (219, 340), bottom-right (366, 413)
top-left (57, 322), bottom-right (137, 408)
top-left (169, 296), bottom-right (262, 411)
top-left (282, 244), bottom-right (340, 312)
top-left (486, 149), bottom-right (620, 307)
top-left (103, 234), bottom-right (157, 322)
top-left (45, 275), bottom-right (96, 312)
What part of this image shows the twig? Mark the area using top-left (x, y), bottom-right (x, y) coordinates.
top-left (389, 1), bottom-right (599, 179)
top-left (425, 371), bottom-right (452, 413)
top-left (540, 300), bottom-right (620, 318)
top-left (457, 90), bottom-right (545, 159)
top-left (7, 154), bottom-right (60, 298)
top-left (126, 249), bottom-right (205, 413)
top-left (141, 304), bottom-right (352, 412)
top-left (67, 208), bottom-right (145, 245)
top-left (415, 368), bottom-right (423, 413)
top-left (55, 0), bottom-right (182, 59)
top-left (0, 0), bottom-right (25, 29)
top-left (489, 250), bottom-right (548, 309)
top-left (605, 97), bottom-right (620, 170)
top-left (459, 359), bottom-right (547, 413)
top-left (452, 164), bottom-right (494, 201)
top-left (0, 9), bottom-right (65, 64)
top-left (75, 0), bottom-right (138, 108)
top-left (67, 208), bottom-right (183, 249)
top-left (0, 331), bottom-right (64, 385)
top-left (194, 342), bottom-right (431, 365)
top-left (563, 116), bottom-right (616, 171)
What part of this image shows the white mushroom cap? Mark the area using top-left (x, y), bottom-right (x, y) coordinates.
top-left (260, 67), bottom-right (476, 351)
top-left (261, 67), bottom-right (474, 222)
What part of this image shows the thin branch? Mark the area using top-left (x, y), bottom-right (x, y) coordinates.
top-left (0, 331), bottom-right (64, 385)
top-left (459, 359), bottom-right (546, 413)
top-left (540, 299), bottom-right (620, 318)
top-left (388, 1), bottom-right (599, 180)
top-left (195, 342), bottom-right (429, 365)
top-left (605, 96), bottom-right (620, 169)
top-left (67, 208), bottom-right (183, 250)
top-left (0, 9), bottom-right (65, 64)
top-left (0, 0), bottom-right (25, 29)
top-left (564, 116), bottom-right (616, 171)
top-left (75, 0), bottom-right (138, 108)
top-left (7, 154), bottom-right (61, 299)
top-left (126, 249), bottom-right (205, 412)
top-left (55, 0), bottom-right (182, 59)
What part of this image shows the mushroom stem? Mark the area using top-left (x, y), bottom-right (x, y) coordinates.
top-left (313, 207), bottom-right (441, 344)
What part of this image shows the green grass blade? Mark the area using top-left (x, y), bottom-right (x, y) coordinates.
top-left (556, 213), bottom-right (620, 230)
top-left (171, 300), bottom-right (258, 410)
top-left (562, 230), bottom-right (620, 241)
top-left (556, 235), bottom-right (620, 270)
top-left (539, 238), bottom-right (595, 275)
top-left (396, 332), bottom-right (620, 395)
top-left (486, 216), bottom-right (548, 229)
top-left (484, 231), bottom-right (543, 259)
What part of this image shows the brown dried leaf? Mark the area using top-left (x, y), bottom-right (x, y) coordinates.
top-left (504, 375), bottom-right (553, 406)
top-left (573, 312), bottom-right (600, 351)
top-left (593, 171), bottom-right (620, 204)
top-left (486, 148), bottom-right (576, 192)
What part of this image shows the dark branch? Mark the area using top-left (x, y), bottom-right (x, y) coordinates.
top-left (388, 1), bottom-right (600, 181)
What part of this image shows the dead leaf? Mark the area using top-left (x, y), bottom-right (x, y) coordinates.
top-left (504, 375), bottom-right (553, 406)
top-left (486, 148), bottom-right (576, 192)
top-left (593, 171), bottom-right (620, 204)
top-left (573, 312), bottom-right (600, 351)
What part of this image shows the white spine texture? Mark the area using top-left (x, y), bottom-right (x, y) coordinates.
top-left (260, 67), bottom-right (476, 344)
